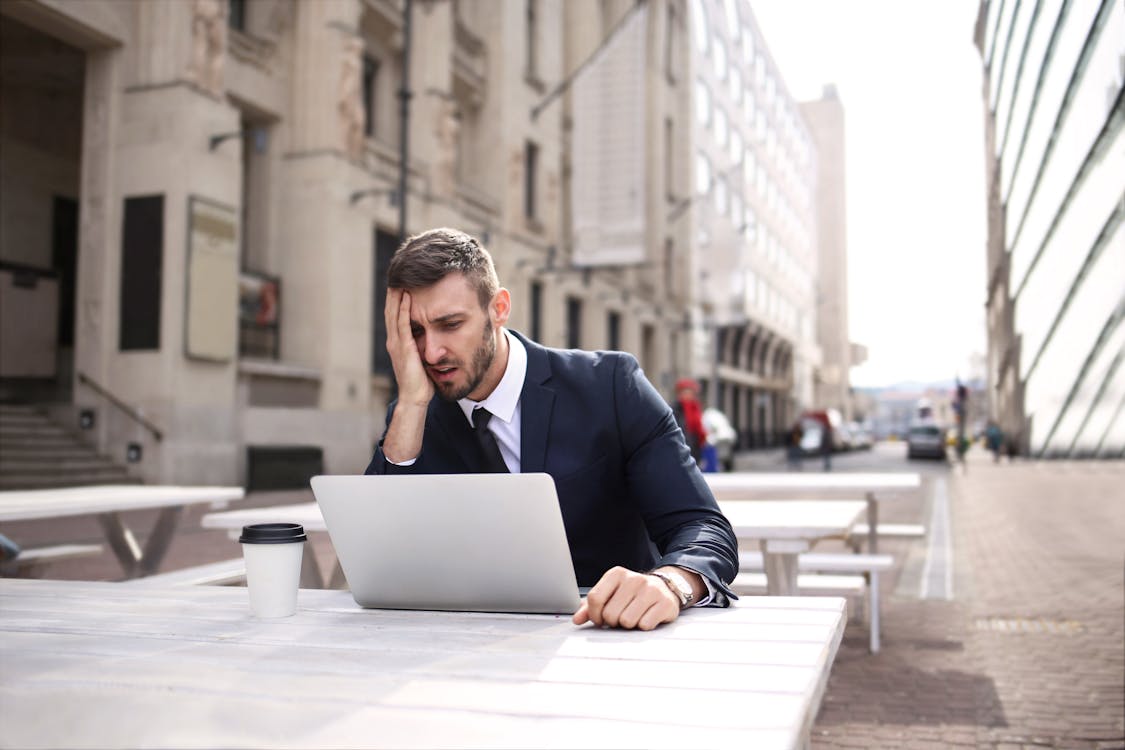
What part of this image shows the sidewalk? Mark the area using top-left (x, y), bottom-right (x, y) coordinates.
top-left (811, 452), bottom-right (1125, 749)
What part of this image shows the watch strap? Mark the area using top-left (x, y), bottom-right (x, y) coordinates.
top-left (648, 570), bottom-right (694, 609)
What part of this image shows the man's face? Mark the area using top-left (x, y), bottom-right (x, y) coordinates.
top-left (406, 274), bottom-right (510, 402)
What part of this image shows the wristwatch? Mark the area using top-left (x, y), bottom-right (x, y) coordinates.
top-left (649, 568), bottom-right (695, 609)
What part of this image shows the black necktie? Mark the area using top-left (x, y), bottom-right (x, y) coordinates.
top-left (472, 408), bottom-right (509, 473)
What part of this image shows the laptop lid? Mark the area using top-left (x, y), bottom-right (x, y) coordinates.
top-left (311, 473), bottom-right (581, 614)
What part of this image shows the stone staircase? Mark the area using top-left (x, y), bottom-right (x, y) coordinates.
top-left (0, 404), bottom-right (139, 490)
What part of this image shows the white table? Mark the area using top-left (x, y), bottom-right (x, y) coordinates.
top-left (201, 502), bottom-right (333, 587)
top-left (719, 500), bottom-right (868, 596)
top-left (0, 485), bottom-right (244, 578)
top-left (705, 472), bottom-right (921, 552)
top-left (0, 578), bottom-right (846, 749)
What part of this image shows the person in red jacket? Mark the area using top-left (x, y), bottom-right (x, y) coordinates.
top-left (672, 378), bottom-right (707, 466)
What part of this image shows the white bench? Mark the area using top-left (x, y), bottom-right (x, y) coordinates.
top-left (126, 558), bottom-right (247, 587)
top-left (738, 550), bottom-right (895, 653)
top-left (847, 522), bottom-right (926, 551)
top-left (0, 543), bottom-right (104, 577)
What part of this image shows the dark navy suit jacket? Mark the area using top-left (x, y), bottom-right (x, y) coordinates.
top-left (365, 330), bottom-right (738, 599)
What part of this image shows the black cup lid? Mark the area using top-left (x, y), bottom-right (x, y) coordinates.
top-left (239, 522), bottom-right (307, 544)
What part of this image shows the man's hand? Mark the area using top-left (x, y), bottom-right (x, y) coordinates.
top-left (385, 288), bottom-right (433, 407)
top-left (572, 566), bottom-right (685, 631)
top-left (381, 289), bottom-right (431, 463)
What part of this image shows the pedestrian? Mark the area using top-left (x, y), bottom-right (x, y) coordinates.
top-left (367, 228), bottom-right (738, 631)
top-left (786, 422), bottom-right (804, 471)
top-left (820, 424), bottom-right (834, 471)
top-left (672, 378), bottom-right (708, 469)
top-left (986, 421), bottom-right (1004, 463)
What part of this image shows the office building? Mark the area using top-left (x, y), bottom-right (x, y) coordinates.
top-left (975, 0), bottom-right (1123, 457)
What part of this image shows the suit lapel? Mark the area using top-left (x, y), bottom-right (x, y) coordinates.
top-left (516, 333), bottom-right (555, 474)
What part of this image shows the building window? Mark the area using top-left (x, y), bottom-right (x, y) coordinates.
top-left (664, 117), bottom-right (675, 200)
top-left (524, 140), bottom-right (539, 220)
top-left (229, 0), bottom-right (247, 32)
top-left (526, 0), bottom-right (539, 81)
top-left (664, 2), bottom-right (680, 83)
top-left (566, 296), bottom-right (582, 350)
top-left (372, 228), bottom-right (397, 375)
top-left (712, 38), bottom-right (727, 80)
top-left (694, 79), bottom-right (711, 126)
top-left (664, 237), bottom-right (675, 296)
top-left (362, 55), bottom-right (379, 137)
top-left (120, 195), bottom-right (164, 351)
top-left (690, 0), bottom-right (708, 53)
top-left (530, 280), bottom-right (543, 342)
top-left (641, 323), bottom-right (655, 375)
top-left (607, 311), bottom-right (621, 351)
top-left (714, 106), bottom-right (728, 147)
top-left (695, 152), bottom-right (712, 195)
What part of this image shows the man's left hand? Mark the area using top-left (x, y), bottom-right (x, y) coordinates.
top-left (572, 566), bottom-right (696, 631)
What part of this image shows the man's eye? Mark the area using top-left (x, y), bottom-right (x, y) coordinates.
top-left (444, 322), bottom-right (461, 330)
top-left (411, 328), bottom-right (423, 338)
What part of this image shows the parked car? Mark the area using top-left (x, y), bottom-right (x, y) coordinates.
top-left (702, 408), bottom-right (737, 472)
top-left (846, 422), bottom-right (874, 450)
top-left (906, 423), bottom-right (947, 460)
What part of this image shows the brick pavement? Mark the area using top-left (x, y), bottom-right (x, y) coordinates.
top-left (3, 453), bottom-right (1123, 748)
top-left (812, 453), bottom-right (1125, 750)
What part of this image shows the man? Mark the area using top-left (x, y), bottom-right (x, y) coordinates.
top-left (366, 228), bottom-right (738, 631)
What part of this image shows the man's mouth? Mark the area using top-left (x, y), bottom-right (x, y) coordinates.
top-left (429, 365), bottom-right (459, 382)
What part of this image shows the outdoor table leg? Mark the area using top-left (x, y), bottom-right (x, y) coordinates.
top-left (300, 543), bottom-right (325, 589)
top-left (327, 558), bottom-right (347, 589)
top-left (761, 539), bottom-right (808, 596)
top-left (99, 507), bottom-right (185, 578)
top-left (98, 512), bottom-right (142, 578)
top-left (138, 507), bottom-right (183, 577)
top-left (865, 491), bottom-right (878, 554)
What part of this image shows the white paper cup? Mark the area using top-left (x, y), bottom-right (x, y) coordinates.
top-left (239, 523), bottom-right (307, 618)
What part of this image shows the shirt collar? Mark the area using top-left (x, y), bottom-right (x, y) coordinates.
top-left (458, 328), bottom-right (526, 426)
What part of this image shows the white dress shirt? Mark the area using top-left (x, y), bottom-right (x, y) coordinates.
top-left (457, 328), bottom-right (526, 473)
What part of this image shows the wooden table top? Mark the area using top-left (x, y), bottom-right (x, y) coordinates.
top-left (0, 578), bottom-right (847, 749)
top-left (0, 485), bottom-right (245, 522)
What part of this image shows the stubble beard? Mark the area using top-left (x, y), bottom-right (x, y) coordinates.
top-left (433, 319), bottom-right (496, 402)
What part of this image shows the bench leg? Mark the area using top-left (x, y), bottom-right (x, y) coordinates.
top-left (869, 571), bottom-right (881, 654)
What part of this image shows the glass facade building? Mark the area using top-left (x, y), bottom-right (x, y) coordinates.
top-left (976, 0), bottom-right (1124, 457)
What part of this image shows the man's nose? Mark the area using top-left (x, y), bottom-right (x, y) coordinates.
top-left (422, 334), bottom-right (447, 364)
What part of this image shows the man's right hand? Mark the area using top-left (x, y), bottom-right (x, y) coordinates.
top-left (385, 288), bottom-right (433, 407)
top-left (381, 288), bottom-right (431, 463)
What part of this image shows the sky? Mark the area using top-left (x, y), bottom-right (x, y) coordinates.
top-left (748, 1), bottom-right (989, 388)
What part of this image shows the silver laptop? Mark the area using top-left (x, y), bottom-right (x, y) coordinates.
top-left (311, 473), bottom-right (581, 614)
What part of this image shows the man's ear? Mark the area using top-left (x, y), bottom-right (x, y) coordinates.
top-left (491, 288), bottom-right (511, 327)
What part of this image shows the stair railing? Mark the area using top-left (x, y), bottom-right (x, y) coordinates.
top-left (76, 371), bottom-right (164, 442)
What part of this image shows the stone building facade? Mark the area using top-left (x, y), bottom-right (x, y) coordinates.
top-left (801, 85), bottom-right (855, 422)
top-left (0, 0), bottom-right (702, 485)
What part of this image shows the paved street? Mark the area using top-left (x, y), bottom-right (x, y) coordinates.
top-left (3, 443), bottom-right (1123, 749)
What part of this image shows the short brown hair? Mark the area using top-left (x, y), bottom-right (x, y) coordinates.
top-left (387, 227), bottom-right (499, 309)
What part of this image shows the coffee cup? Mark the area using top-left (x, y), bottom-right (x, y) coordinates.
top-left (238, 523), bottom-right (307, 618)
